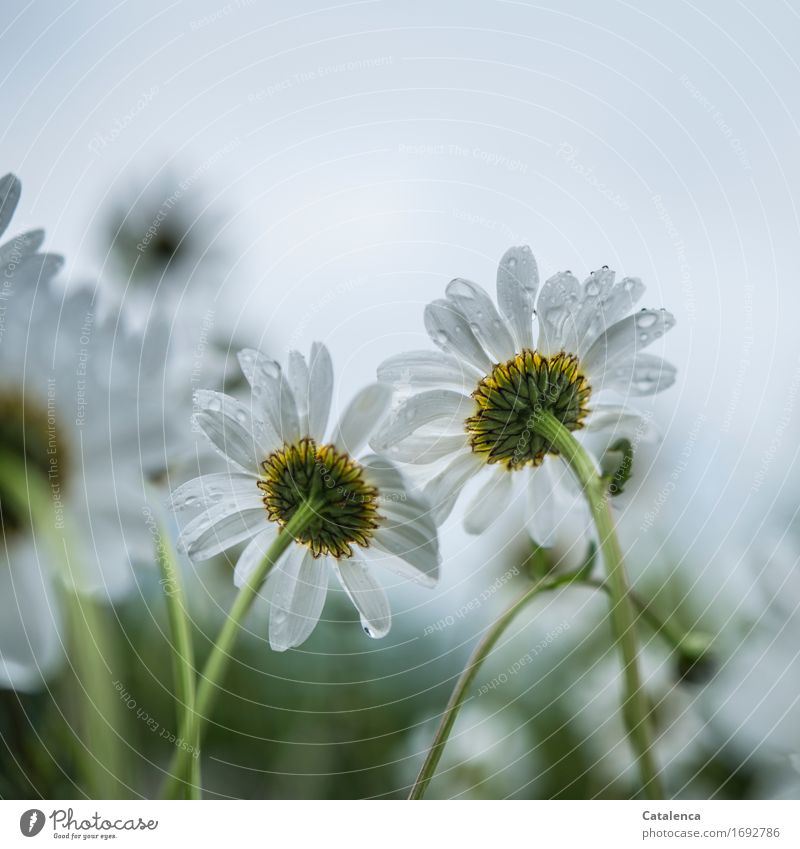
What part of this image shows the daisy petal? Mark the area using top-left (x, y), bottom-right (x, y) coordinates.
top-left (178, 504), bottom-right (267, 560)
top-left (168, 472), bottom-right (258, 512)
top-left (423, 451), bottom-right (486, 523)
top-left (582, 309), bottom-right (676, 377)
top-left (287, 350), bottom-right (310, 434)
top-left (496, 245), bottom-right (538, 350)
top-left (332, 382), bottom-right (393, 455)
top-left (237, 349), bottom-right (301, 444)
top-left (371, 390), bottom-right (473, 450)
top-left (463, 467), bottom-right (513, 534)
top-left (445, 278), bottom-right (516, 362)
top-left (377, 350), bottom-right (481, 392)
top-left (194, 390), bottom-right (270, 473)
top-left (568, 267), bottom-right (616, 352)
top-left (526, 463), bottom-right (558, 546)
top-left (269, 548), bottom-right (329, 651)
top-left (536, 271), bottom-right (582, 355)
top-left (424, 298), bottom-right (492, 371)
top-left (0, 174), bottom-right (21, 240)
top-left (334, 559), bottom-right (391, 638)
top-left (359, 454), bottom-right (407, 494)
top-left (598, 353), bottom-right (677, 396)
top-left (580, 277), bottom-right (646, 354)
top-left (0, 229), bottom-right (44, 268)
top-left (234, 526), bottom-right (279, 588)
top-left (586, 404), bottom-right (655, 441)
top-left (372, 502), bottom-right (440, 586)
top-left (383, 433), bottom-right (468, 464)
top-left (307, 342), bottom-right (334, 441)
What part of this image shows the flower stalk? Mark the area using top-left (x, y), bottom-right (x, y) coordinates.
top-left (154, 518), bottom-right (201, 799)
top-left (530, 410), bottom-right (664, 800)
top-left (162, 498), bottom-right (320, 799)
top-left (408, 573), bottom-right (566, 799)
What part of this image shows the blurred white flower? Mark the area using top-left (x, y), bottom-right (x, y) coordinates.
top-left (172, 344), bottom-right (440, 651)
top-left (99, 171), bottom-right (224, 329)
top-left (0, 173), bottom-right (187, 690)
top-left (373, 246), bottom-right (676, 544)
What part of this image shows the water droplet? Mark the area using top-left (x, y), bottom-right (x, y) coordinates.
top-left (636, 312), bottom-right (658, 329)
top-left (207, 396), bottom-right (222, 412)
top-left (263, 361), bottom-right (281, 379)
top-left (507, 257), bottom-right (517, 269)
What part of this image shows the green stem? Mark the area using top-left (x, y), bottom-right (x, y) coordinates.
top-left (588, 579), bottom-right (711, 669)
top-left (161, 500), bottom-right (319, 799)
top-left (532, 411), bottom-right (663, 800)
top-left (408, 574), bottom-right (559, 800)
top-left (154, 519), bottom-right (200, 799)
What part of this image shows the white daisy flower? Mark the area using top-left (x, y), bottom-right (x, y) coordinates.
top-left (172, 344), bottom-right (440, 651)
top-left (372, 246), bottom-right (676, 544)
top-left (0, 173), bottom-right (173, 689)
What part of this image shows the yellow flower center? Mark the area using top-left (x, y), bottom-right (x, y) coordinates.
top-left (258, 438), bottom-right (382, 559)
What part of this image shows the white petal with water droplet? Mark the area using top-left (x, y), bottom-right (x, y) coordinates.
top-left (424, 298), bottom-right (492, 371)
top-left (333, 559), bottom-right (391, 639)
top-left (445, 277), bottom-right (516, 362)
top-left (193, 390), bottom-right (274, 473)
top-left (269, 548), bottom-right (329, 651)
top-left (582, 309), bottom-right (676, 378)
top-left (168, 472), bottom-right (258, 512)
top-left (236, 349), bottom-right (300, 445)
top-left (178, 503), bottom-right (267, 560)
top-left (496, 245), bottom-right (538, 350)
top-left (536, 271), bottom-right (582, 355)
top-left (377, 350), bottom-right (481, 392)
top-left (370, 390), bottom-right (473, 450)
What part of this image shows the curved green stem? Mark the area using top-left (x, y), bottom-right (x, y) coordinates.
top-left (587, 579), bottom-right (711, 670)
top-left (408, 575), bottom-right (558, 800)
top-left (161, 500), bottom-right (318, 799)
top-left (154, 519), bottom-right (200, 799)
top-left (532, 411), bottom-right (663, 800)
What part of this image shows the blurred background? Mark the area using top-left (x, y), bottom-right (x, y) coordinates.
top-left (1, 0), bottom-right (799, 799)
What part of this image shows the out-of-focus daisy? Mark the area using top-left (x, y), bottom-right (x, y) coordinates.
top-left (372, 246), bottom-right (676, 544)
top-left (171, 344), bottom-right (440, 651)
top-left (0, 174), bottom-right (169, 689)
top-left (100, 171), bottom-right (224, 324)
